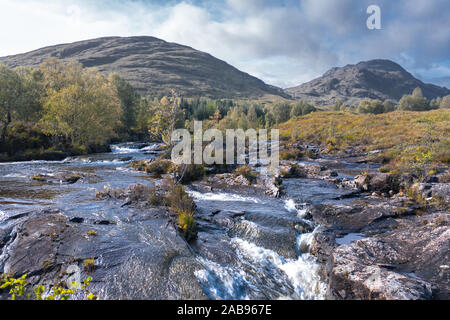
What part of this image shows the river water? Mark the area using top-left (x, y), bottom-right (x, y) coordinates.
top-left (0, 142), bottom-right (349, 300)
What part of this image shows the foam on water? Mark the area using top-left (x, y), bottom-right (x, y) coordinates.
top-left (195, 232), bottom-right (326, 300)
top-left (188, 191), bottom-right (261, 204)
top-left (110, 145), bottom-right (140, 154)
top-left (140, 144), bottom-right (163, 152)
top-left (195, 257), bottom-right (252, 300)
top-left (284, 198), bottom-right (308, 218)
top-left (233, 237), bottom-right (326, 300)
top-left (296, 228), bottom-right (316, 253)
top-left (284, 199), bottom-right (297, 213)
top-left (3, 173), bottom-right (27, 179)
top-left (0, 210), bottom-right (7, 222)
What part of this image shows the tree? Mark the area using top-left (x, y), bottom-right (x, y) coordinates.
top-left (333, 100), bottom-right (344, 111)
top-left (290, 102), bottom-right (304, 118)
top-left (135, 97), bottom-right (153, 135)
top-left (0, 65), bottom-right (23, 142)
top-left (148, 92), bottom-right (185, 145)
top-left (15, 67), bottom-right (44, 122)
top-left (412, 87), bottom-right (424, 98)
top-left (398, 94), bottom-right (430, 111)
top-left (109, 74), bottom-right (138, 130)
top-left (269, 102), bottom-right (291, 124)
top-left (440, 95), bottom-right (450, 109)
top-left (247, 105), bottom-right (257, 123)
top-left (358, 100), bottom-right (385, 114)
top-left (40, 68), bottom-right (122, 146)
top-left (39, 59), bottom-right (83, 92)
top-left (265, 112), bottom-right (276, 128)
top-left (290, 101), bottom-right (316, 118)
top-left (383, 100), bottom-right (396, 113)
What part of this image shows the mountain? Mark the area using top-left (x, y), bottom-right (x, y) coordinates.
top-left (285, 59), bottom-right (450, 106)
top-left (0, 36), bottom-right (285, 99)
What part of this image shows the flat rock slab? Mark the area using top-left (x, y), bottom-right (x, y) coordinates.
top-left (0, 208), bottom-right (207, 300)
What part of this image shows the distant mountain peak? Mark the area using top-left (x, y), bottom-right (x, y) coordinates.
top-left (0, 36), bottom-right (286, 99)
top-left (286, 59), bottom-right (449, 105)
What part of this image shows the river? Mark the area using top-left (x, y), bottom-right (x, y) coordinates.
top-left (0, 142), bottom-right (370, 300)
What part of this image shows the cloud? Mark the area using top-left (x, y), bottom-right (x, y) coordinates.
top-left (0, 0), bottom-right (448, 88)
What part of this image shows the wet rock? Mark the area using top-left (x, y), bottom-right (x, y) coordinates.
top-left (408, 183), bottom-right (449, 207)
top-left (70, 217), bottom-right (84, 224)
top-left (95, 220), bottom-right (116, 226)
top-left (119, 156), bottom-right (133, 162)
top-left (0, 208), bottom-right (207, 300)
top-left (354, 173), bottom-right (400, 194)
top-left (328, 244), bottom-right (434, 300)
top-left (209, 210), bottom-right (220, 217)
top-left (31, 173), bottom-right (84, 184)
top-left (315, 206), bottom-right (450, 300)
top-left (311, 199), bottom-right (418, 233)
top-left (311, 230), bottom-right (338, 263)
top-left (280, 164), bottom-right (306, 178)
top-left (322, 170), bottom-right (339, 178)
top-left (1, 210), bottom-right (88, 289)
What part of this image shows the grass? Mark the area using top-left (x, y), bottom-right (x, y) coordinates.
top-left (279, 110), bottom-right (450, 173)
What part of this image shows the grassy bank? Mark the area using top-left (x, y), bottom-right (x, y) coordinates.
top-left (279, 109), bottom-right (450, 173)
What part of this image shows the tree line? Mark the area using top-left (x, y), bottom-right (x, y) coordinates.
top-left (1, 58), bottom-right (448, 161)
top-left (334, 87), bottom-right (450, 115)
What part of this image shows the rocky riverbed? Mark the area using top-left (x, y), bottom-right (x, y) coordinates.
top-left (0, 143), bottom-right (448, 300)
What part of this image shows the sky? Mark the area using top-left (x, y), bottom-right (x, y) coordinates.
top-left (0, 0), bottom-right (449, 88)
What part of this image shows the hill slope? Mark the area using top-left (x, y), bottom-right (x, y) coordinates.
top-left (0, 36), bottom-right (285, 99)
top-left (285, 59), bottom-right (450, 106)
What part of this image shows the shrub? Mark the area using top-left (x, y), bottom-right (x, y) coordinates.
top-left (130, 159), bottom-right (173, 175)
top-left (163, 182), bottom-right (197, 241)
top-left (128, 183), bottom-right (155, 202)
top-left (146, 160), bottom-right (173, 175)
top-left (280, 148), bottom-right (303, 161)
top-left (305, 149), bottom-right (317, 159)
top-left (233, 165), bottom-right (259, 183)
top-left (178, 213), bottom-right (196, 242)
top-left (164, 182), bottom-right (195, 216)
top-left (148, 189), bottom-right (164, 206)
top-left (440, 95), bottom-right (450, 109)
top-left (87, 230), bottom-right (98, 237)
top-left (358, 99), bottom-right (385, 114)
top-left (398, 95), bottom-right (433, 111)
top-left (0, 274), bottom-right (96, 300)
top-left (32, 174), bottom-right (46, 182)
top-left (130, 160), bottom-right (148, 171)
top-left (84, 258), bottom-right (96, 273)
top-left (65, 174), bottom-right (81, 184)
top-left (281, 164), bottom-right (306, 178)
top-left (176, 164), bottom-right (205, 184)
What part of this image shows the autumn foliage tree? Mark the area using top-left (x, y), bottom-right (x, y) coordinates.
top-left (147, 93), bottom-right (185, 145)
top-left (39, 62), bottom-right (122, 147)
top-left (0, 65), bottom-right (23, 142)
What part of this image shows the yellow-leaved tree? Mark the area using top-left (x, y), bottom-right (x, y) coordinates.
top-left (39, 60), bottom-right (122, 147)
top-left (147, 92), bottom-right (185, 146)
